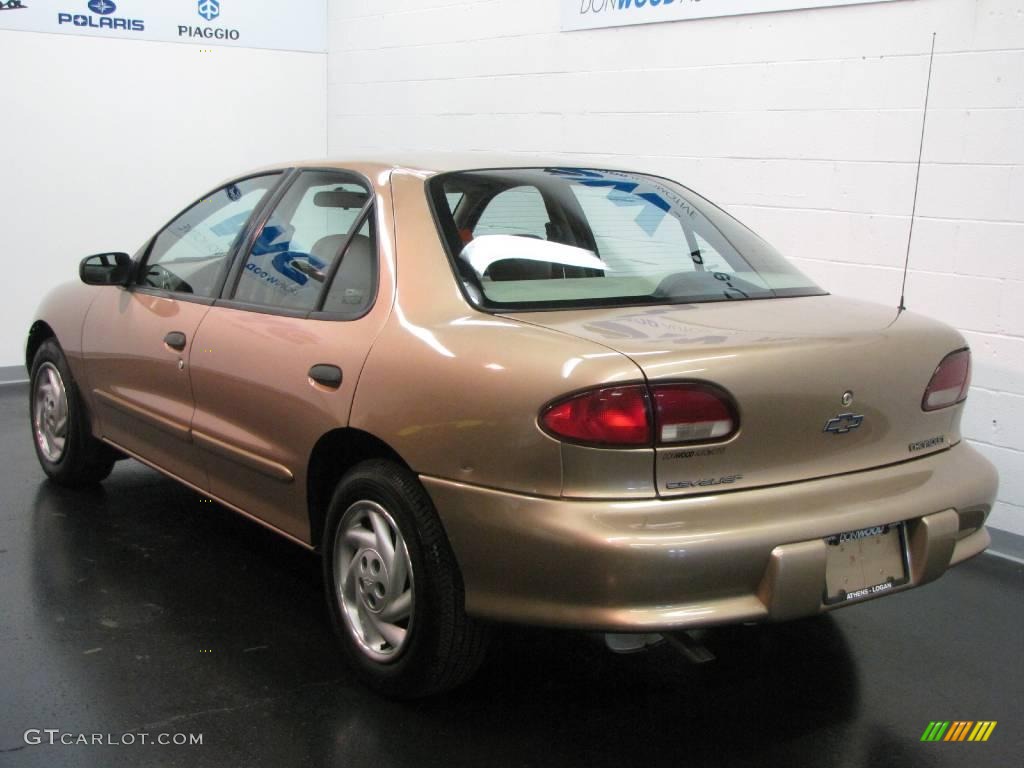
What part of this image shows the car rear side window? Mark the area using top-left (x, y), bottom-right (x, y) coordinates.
top-left (141, 174), bottom-right (280, 298)
top-left (232, 171), bottom-right (376, 317)
top-left (429, 168), bottom-right (825, 311)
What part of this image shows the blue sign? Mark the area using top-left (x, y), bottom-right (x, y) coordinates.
top-left (564, 0), bottom-right (901, 31)
top-left (197, 0), bottom-right (220, 22)
top-left (87, 0), bottom-right (115, 15)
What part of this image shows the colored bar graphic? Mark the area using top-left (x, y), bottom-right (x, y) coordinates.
top-left (944, 721), bottom-right (972, 741)
top-left (921, 721), bottom-right (996, 742)
top-left (921, 721), bottom-right (950, 742)
top-left (972, 722), bottom-right (997, 742)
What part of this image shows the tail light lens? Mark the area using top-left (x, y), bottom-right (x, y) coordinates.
top-left (652, 383), bottom-right (738, 444)
top-left (922, 349), bottom-right (971, 411)
top-left (540, 385), bottom-right (650, 446)
top-left (540, 383), bottom-right (738, 447)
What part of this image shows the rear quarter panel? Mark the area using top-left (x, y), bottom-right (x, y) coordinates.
top-left (350, 169), bottom-right (643, 497)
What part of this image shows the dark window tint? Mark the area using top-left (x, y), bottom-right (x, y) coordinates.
top-left (430, 168), bottom-right (825, 311)
top-left (142, 175), bottom-right (279, 298)
top-left (232, 171), bottom-right (375, 315)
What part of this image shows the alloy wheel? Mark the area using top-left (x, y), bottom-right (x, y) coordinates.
top-left (333, 500), bottom-right (415, 663)
top-left (33, 362), bottom-right (69, 463)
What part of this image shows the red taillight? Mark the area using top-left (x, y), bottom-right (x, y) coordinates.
top-left (922, 349), bottom-right (971, 411)
top-left (540, 382), bottom-right (738, 447)
top-left (540, 385), bottom-right (651, 446)
top-left (652, 383), bottom-right (738, 444)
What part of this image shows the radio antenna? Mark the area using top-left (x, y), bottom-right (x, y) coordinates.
top-left (899, 32), bottom-right (937, 312)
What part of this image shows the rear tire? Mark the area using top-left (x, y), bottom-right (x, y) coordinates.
top-left (29, 339), bottom-right (116, 487)
top-left (322, 459), bottom-right (489, 697)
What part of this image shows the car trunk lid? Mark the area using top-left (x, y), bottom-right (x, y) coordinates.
top-left (505, 295), bottom-right (966, 497)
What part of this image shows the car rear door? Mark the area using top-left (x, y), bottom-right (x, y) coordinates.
top-left (187, 168), bottom-right (395, 543)
top-left (82, 173), bottom-right (283, 489)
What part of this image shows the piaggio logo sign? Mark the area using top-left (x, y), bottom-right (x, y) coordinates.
top-left (178, 0), bottom-right (239, 42)
top-left (57, 0), bottom-right (144, 32)
top-left (921, 721), bottom-right (997, 743)
top-left (197, 0), bottom-right (219, 22)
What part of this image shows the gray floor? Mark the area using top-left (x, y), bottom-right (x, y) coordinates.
top-left (0, 367), bottom-right (28, 384)
top-left (0, 383), bottom-right (1021, 768)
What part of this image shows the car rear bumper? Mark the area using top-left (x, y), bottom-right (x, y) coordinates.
top-left (422, 442), bottom-right (998, 631)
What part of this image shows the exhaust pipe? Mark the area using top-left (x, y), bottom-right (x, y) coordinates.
top-left (603, 631), bottom-right (716, 663)
top-left (603, 632), bottom-right (664, 654)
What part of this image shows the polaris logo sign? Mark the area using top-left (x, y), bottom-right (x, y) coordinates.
top-left (0, 0), bottom-right (326, 52)
top-left (58, 0), bottom-right (144, 32)
top-left (563, 0), bottom-right (901, 31)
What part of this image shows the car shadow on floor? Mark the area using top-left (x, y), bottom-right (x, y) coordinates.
top-left (17, 464), bottom-right (860, 768)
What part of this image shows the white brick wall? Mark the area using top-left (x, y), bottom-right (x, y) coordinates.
top-left (327, 0), bottom-right (1024, 536)
top-left (0, 31), bottom-right (327, 370)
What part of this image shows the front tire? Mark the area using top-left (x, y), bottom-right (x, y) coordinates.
top-left (322, 459), bottom-right (489, 697)
top-left (30, 339), bottom-right (116, 487)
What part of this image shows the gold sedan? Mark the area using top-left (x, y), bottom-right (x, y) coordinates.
top-left (25, 156), bottom-right (998, 696)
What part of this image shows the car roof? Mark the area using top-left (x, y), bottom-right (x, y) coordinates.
top-left (252, 153), bottom-right (634, 177)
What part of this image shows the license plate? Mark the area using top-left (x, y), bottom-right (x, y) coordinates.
top-left (824, 523), bottom-right (908, 604)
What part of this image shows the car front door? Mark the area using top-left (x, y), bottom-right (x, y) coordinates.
top-left (187, 168), bottom-right (394, 543)
top-left (82, 173), bottom-right (283, 488)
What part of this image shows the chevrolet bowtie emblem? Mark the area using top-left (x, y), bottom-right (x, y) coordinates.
top-left (824, 412), bottom-right (864, 434)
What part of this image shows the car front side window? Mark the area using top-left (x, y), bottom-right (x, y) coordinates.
top-left (141, 174), bottom-right (280, 298)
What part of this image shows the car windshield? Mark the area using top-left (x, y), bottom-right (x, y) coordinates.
top-left (428, 167), bottom-right (826, 311)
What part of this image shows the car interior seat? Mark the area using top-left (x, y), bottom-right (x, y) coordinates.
top-left (312, 233), bottom-right (375, 315)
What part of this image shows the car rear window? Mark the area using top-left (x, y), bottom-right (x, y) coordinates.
top-left (428, 168), bottom-right (826, 311)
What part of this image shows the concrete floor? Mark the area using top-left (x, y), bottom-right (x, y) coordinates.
top-left (0, 382), bottom-right (1021, 768)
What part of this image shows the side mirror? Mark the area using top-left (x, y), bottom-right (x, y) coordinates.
top-left (80, 252), bottom-right (132, 286)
